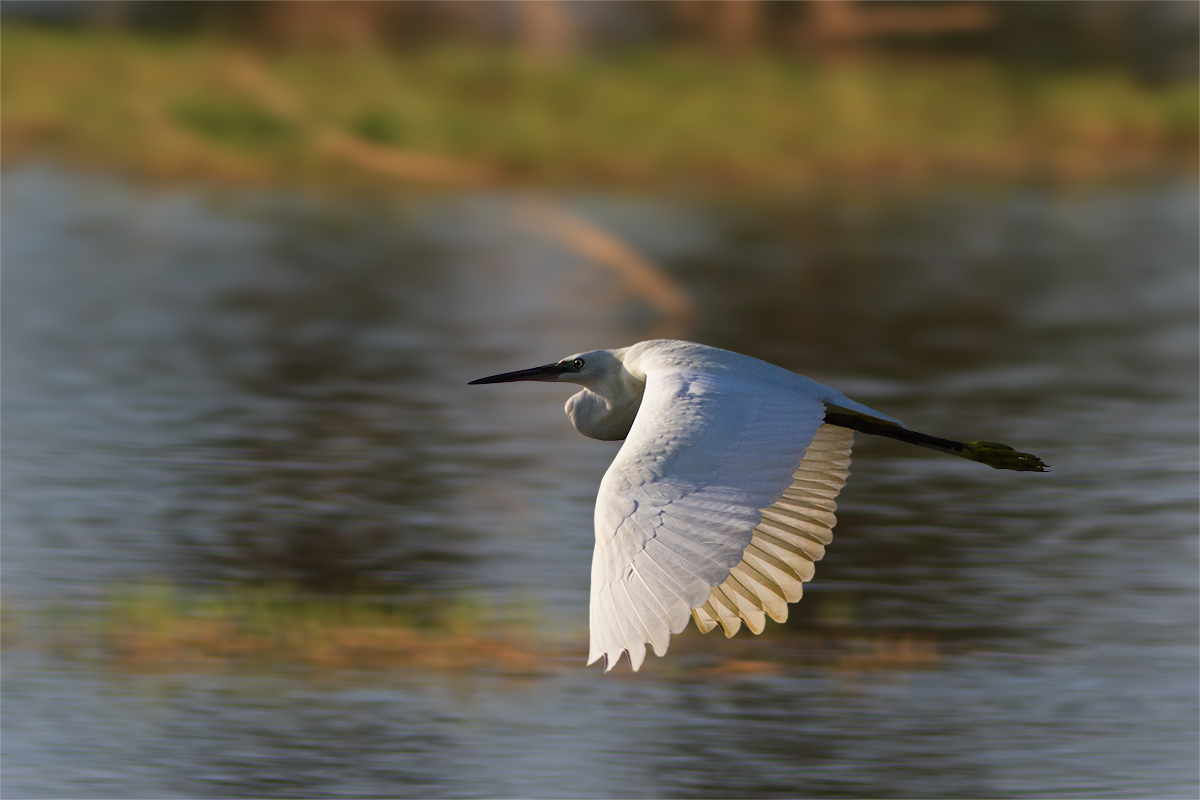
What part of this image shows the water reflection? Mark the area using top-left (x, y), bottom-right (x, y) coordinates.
top-left (180, 203), bottom-right (472, 591)
top-left (155, 679), bottom-right (456, 799)
top-left (3, 167), bottom-right (1196, 798)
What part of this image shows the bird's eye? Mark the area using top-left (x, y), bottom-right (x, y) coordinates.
top-left (572, 358), bottom-right (585, 369)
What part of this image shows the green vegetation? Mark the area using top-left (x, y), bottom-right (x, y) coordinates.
top-left (3, 23), bottom-right (1195, 192)
top-left (170, 98), bottom-right (296, 150)
top-left (5, 580), bottom-right (942, 678)
top-left (7, 582), bottom-right (566, 675)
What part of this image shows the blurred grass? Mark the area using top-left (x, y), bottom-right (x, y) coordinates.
top-left (7, 582), bottom-right (566, 675)
top-left (3, 22), bottom-right (1195, 192)
top-left (4, 581), bottom-right (942, 679)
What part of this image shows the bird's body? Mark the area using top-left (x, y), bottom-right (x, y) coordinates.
top-left (471, 339), bottom-right (1046, 671)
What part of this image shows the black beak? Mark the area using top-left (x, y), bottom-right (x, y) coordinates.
top-left (469, 362), bottom-right (570, 385)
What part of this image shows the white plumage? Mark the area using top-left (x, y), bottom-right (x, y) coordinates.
top-left (582, 342), bottom-right (880, 670)
top-left (469, 339), bottom-right (1045, 671)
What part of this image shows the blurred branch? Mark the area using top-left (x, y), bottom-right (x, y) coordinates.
top-left (223, 51), bottom-right (690, 336)
top-left (514, 200), bottom-right (695, 339)
top-left (316, 130), bottom-right (497, 186)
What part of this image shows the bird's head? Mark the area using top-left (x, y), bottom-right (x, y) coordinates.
top-left (469, 349), bottom-right (622, 388)
top-left (471, 348), bottom-right (642, 441)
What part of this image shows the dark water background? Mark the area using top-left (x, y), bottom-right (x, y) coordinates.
top-left (3, 166), bottom-right (1197, 798)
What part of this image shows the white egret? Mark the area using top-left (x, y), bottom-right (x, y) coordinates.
top-left (470, 339), bottom-right (1046, 671)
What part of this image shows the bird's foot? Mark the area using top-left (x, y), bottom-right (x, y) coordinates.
top-left (963, 441), bottom-right (1049, 472)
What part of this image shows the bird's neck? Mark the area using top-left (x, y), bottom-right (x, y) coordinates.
top-left (565, 374), bottom-right (645, 442)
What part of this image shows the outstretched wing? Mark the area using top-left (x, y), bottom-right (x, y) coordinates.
top-left (589, 364), bottom-right (852, 671)
top-left (689, 423), bottom-right (851, 638)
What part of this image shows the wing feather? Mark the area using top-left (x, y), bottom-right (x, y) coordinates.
top-left (588, 587), bottom-right (625, 666)
top-left (730, 561), bottom-right (789, 622)
top-left (634, 552), bottom-right (702, 617)
top-left (653, 523), bottom-right (742, 574)
top-left (744, 542), bottom-right (812, 585)
top-left (723, 571), bottom-right (769, 634)
top-left (627, 566), bottom-right (676, 653)
top-left (641, 538), bottom-right (720, 594)
top-left (761, 504), bottom-right (838, 530)
top-left (707, 586), bottom-right (745, 637)
top-left (691, 605), bottom-right (719, 634)
top-left (588, 344), bottom-right (865, 670)
top-left (757, 516), bottom-right (835, 546)
top-left (698, 600), bottom-right (721, 629)
top-left (612, 581), bottom-right (652, 669)
top-left (696, 424), bottom-right (852, 642)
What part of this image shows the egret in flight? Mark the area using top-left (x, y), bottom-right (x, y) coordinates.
top-left (470, 339), bottom-right (1046, 671)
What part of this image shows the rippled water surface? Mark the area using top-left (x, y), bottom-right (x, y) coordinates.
top-left (3, 167), bottom-right (1197, 798)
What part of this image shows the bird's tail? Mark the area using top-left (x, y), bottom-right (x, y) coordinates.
top-left (824, 409), bottom-right (1048, 473)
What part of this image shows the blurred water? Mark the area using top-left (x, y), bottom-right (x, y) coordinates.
top-left (3, 166), bottom-right (1197, 798)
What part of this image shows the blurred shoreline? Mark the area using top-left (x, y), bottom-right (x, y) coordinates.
top-left (3, 22), bottom-right (1196, 196)
top-left (3, 580), bottom-right (942, 678)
